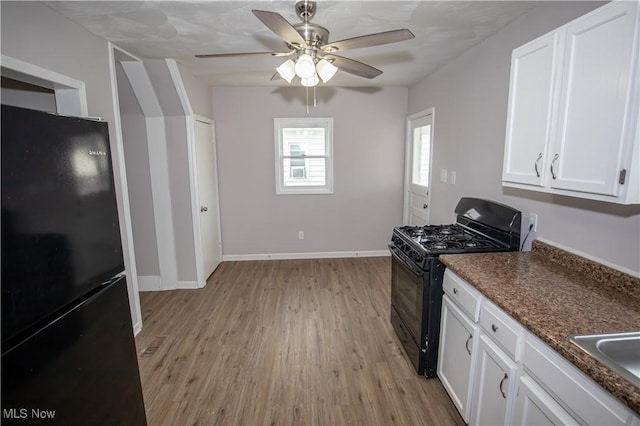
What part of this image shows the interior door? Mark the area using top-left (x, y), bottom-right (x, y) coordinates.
top-left (404, 110), bottom-right (434, 226)
top-left (194, 118), bottom-right (222, 281)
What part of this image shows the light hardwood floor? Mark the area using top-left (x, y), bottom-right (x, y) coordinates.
top-left (135, 257), bottom-right (464, 426)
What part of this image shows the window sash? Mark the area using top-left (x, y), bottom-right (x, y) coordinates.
top-left (275, 118), bottom-right (333, 194)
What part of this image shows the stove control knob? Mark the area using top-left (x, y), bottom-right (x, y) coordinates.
top-left (414, 254), bottom-right (423, 264)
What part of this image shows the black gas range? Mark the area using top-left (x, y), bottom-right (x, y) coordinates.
top-left (389, 198), bottom-right (521, 377)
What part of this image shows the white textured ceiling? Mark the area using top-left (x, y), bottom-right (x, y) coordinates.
top-left (46, 1), bottom-right (537, 87)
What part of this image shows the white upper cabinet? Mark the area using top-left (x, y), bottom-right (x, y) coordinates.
top-left (503, 32), bottom-right (563, 187)
top-left (503, 1), bottom-right (640, 204)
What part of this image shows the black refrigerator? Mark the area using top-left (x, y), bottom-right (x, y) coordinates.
top-left (1, 105), bottom-right (147, 425)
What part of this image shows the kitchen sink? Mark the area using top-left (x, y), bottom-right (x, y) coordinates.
top-left (569, 331), bottom-right (640, 388)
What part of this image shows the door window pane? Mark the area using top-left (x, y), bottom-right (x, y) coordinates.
top-left (412, 124), bottom-right (431, 187)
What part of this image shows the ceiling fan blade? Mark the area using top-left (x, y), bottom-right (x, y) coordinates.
top-left (322, 29), bottom-right (414, 53)
top-left (252, 9), bottom-right (307, 48)
top-left (196, 51), bottom-right (292, 59)
top-left (324, 55), bottom-right (382, 79)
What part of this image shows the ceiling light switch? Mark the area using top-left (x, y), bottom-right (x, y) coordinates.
top-left (440, 169), bottom-right (448, 183)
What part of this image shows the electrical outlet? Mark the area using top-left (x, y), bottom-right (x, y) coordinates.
top-left (528, 213), bottom-right (538, 232)
top-left (298, 231), bottom-right (304, 240)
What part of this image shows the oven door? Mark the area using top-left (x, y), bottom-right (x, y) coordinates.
top-left (389, 244), bottom-right (424, 344)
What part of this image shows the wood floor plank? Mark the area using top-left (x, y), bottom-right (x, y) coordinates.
top-left (135, 257), bottom-right (464, 426)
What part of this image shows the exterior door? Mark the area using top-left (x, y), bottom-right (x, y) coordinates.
top-left (194, 117), bottom-right (222, 281)
top-left (404, 109), bottom-right (434, 226)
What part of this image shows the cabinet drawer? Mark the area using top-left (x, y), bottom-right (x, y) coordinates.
top-left (522, 334), bottom-right (631, 426)
top-left (480, 301), bottom-right (522, 360)
top-left (443, 269), bottom-right (482, 321)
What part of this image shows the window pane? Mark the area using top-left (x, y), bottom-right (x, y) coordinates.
top-left (283, 128), bottom-right (325, 155)
top-left (283, 158), bottom-right (325, 186)
top-left (275, 117), bottom-right (333, 194)
top-left (412, 124), bottom-right (431, 186)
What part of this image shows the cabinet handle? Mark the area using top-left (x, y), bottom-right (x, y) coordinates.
top-left (453, 288), bottom-right (458, 294)
top-left (550, 153), bottom-right (559, 180)
top-left (491, 324), bottom-right (499, 333)
top-left (465, 334), bottom-right (473, 355)
top-left (534, 153), bottom-right (542, 178)
top-left (499, 373), bottom-right (508, 399)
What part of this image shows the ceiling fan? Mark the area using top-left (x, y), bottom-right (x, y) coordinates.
top-left (195, 0), bottom-right (415, 87)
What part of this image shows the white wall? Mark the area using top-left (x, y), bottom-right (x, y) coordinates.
top-left (408, 1), bottom-right (640, 275)
top-left (213, 86), bottom-right (407, 256)
top-left (1, 1), bottom-right (143, 328)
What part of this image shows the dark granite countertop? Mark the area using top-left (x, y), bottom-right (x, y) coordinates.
top-left (440, 240), bottom-right (640, 416)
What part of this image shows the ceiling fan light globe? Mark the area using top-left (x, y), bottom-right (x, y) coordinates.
top-left (316, 59), bottom-right (338, 83)
top-left (301, 73), bottom-right (319, 87)
top-left (294, 54), bottom-right (316, 79)
top-left (276, 59), bottom-right (296, 83)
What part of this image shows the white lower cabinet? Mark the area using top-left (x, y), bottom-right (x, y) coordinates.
top-left (470, 335), bottom-right (518, 426)
top-left (438, 270), bottom-right (640, 426)
top-left (513, 375), bottom-right (578, 426)
top-left (438, 295), bottom-right (479, 422)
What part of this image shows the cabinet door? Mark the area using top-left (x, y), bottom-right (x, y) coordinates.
top-left (551, 1), bottom-right (639, 195)
top-left (513, 375), bottom-right (577, 426)
top-left (503, 31), bottom-right (562, 187)
top-left (470, 335), bottom-right (518, 426)
top-left (437, 295), bottom-right (479, 422)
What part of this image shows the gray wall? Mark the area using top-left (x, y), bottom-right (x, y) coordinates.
top-left (408, 1), bottom-right (640, 274)
top-left (213, 86), bottom-right (408, 256)
top-left (1, 1), bottom-right (143, 328)
top-left (177, 63), bottom-right (214, 118)
top-left (115, 63), bottom-right (159, 277)
top-left (1, 78), bottom-right (57, 112)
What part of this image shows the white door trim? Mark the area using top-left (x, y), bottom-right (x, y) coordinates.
top-left (1, 54), bottom-right (88, 117)
top-left (404, 108), bottom-right (435, 225)
top-left (107, 45), bottom-right (144, 334)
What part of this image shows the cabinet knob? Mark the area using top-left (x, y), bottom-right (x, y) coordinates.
top-left (491, 324), bottom-right (499, 333)
top-left (453, 288), bottom-right (458, 294)
top-left (200, 206), bottom-right (208, 212)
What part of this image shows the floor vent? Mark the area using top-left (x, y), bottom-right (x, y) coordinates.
top-left (139, 336), bottom-right (167, 359)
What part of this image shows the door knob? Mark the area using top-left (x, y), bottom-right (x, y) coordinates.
top-left (200, 206), bottom-right (208, 212)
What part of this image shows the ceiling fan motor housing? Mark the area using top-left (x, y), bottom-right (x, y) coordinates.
top-left (295, 0), bottom-right (317, 22)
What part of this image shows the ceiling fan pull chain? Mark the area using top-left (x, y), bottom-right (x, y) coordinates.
top-left (313, 86), bottom-right (317, 108)
top-left (306, 87), bottom-right (310, 114)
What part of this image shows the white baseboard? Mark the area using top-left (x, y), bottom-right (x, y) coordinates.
top-left (138, 275), bottom-right (201, 291)
top-left (137, 275), bottom-right (162, 292)
top-left (222, 250), bottom-right (390, 262)
top-left (132, 321), bottom-right (142, 336)
top-left (176, 280), bottom-right (199, 289)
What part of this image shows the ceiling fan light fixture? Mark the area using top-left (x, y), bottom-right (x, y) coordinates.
top-left (301, 73), bottom-right (320, 87)
top-left (276, 59), bottom-right (296, 83)
top-left (316, 58), bottom-right (338, 83)
top-left (294, 54), bottom-right (316, 79)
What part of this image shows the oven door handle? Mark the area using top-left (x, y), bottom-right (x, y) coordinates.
top-left (388, 244), bottom-right (424, 277)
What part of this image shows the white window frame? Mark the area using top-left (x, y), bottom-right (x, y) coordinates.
top-left (274, 117), bottom-right (334, 195)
